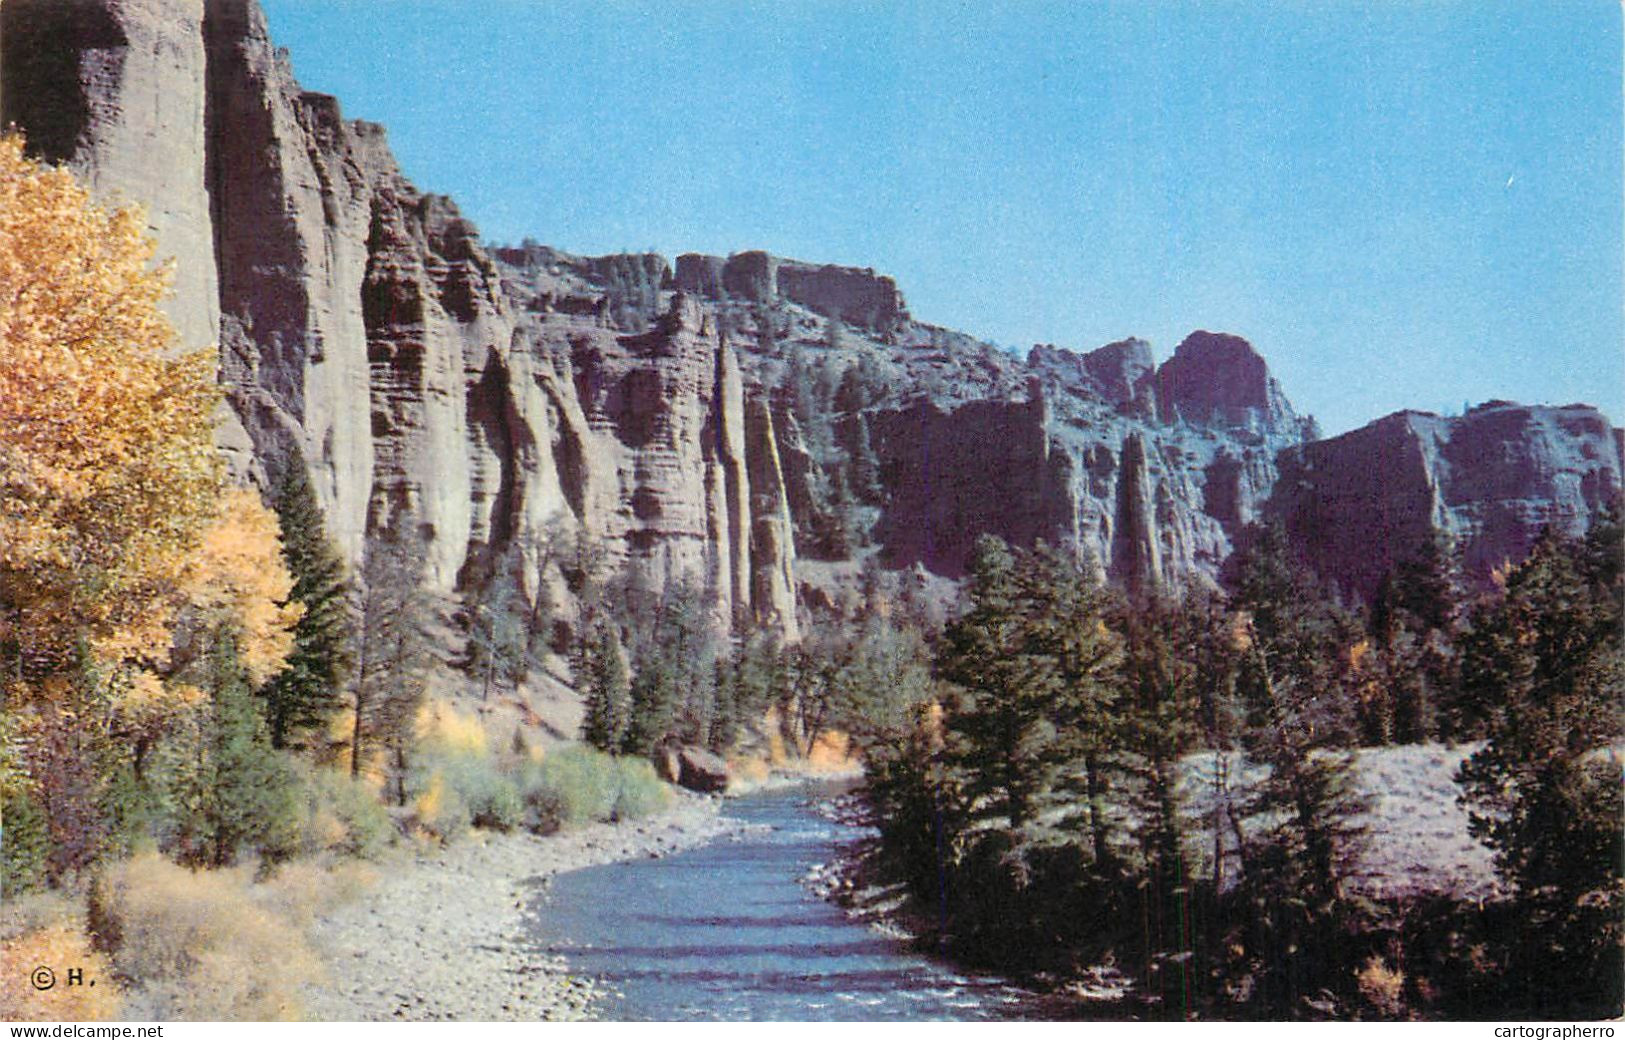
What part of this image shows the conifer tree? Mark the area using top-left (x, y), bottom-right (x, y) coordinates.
top-left (1021, 543), bottom-right (1125, 860)
top-left (1228, 615), bottom-right (1369, 1017)
top-left (165, 631), bottom-right (300, 868)
top-left (352, 540), bottom-right (430, 786)
top-left (466, 547), bottom-right (530, 701)
top-left (581, 621), bottom-right (631, 752)
top-left (1223, 527), bottom-right (1369, 1014)
top-left (623, 655), bottom-right (678, 757)
top-left (938, 535), bottom-right (1046, 830)
top-left (1120, 591), bottom-right (1206, 1004)
top-left (1226, 523), bottom-right (1360, 744)
top-left (1369, 532), bottom-right (1461, 743)
top-left (1456, 519), bottom-right (1623, 1015)
top-left (266, 456), bottom-right (355, 750)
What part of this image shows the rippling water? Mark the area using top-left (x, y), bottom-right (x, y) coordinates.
top-left (524, 782), bottom-right (1037, 1021)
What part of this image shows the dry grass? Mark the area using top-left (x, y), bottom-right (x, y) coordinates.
top-left (1177, 743), bottom-right (1498, 902)
top-left (88, 852), bottom-right (328, 1020)
top-left (0, 916), bottom-right (123, 1021)
top-left (806, 730), bottom-right (861, 772)
top-left (1356, 954), bottom-right (1407, 1018)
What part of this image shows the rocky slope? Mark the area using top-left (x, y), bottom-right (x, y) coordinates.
top-left (4, 0), bottom-right (1619, 654)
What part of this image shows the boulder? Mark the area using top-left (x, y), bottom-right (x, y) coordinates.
top-left (675, 746), bottom-right (730, 794)
top-left (651, 745), bottom-right (682, 786)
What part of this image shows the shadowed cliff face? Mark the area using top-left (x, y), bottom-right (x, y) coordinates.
top-left (5, 0), bottom-right (1619, 646)
top-left (1269, 404), bottom-right (1624, 599)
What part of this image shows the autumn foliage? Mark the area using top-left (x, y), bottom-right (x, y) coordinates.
top-left (0, 134), bottom-right (223, 681)
top-left (0, 135), bottom-right (308, 896)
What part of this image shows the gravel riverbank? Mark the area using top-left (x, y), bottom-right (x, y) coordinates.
top-left (299, 791), bottom-right (750, 1021)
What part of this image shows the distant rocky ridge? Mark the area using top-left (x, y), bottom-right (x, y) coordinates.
top-left (1270, 402), bottom-right (1624, 600)
top-left (4, 0), bottom-right (1620, 652)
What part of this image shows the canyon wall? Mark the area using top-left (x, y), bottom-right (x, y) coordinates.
top-left (4, 0), bottom-right (1619, 654)
top-left (1270, 403), bottom-right (1623, 598)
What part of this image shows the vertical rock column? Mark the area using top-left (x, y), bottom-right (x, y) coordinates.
top-left (745, 395), bottom-right (801, 643)
top-left (714, 344), bottom-right (753, 626)
top-left (1110, 432), bottom-right (1161, 593)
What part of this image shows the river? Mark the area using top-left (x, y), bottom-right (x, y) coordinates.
top-left (524, 781), bottom-right (1040, 1021)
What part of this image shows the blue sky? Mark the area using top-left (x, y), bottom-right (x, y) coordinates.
top-left (260, 0), bottom-right (1622, 436)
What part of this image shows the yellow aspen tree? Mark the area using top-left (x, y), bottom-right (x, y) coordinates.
top-left (0, 134), bottom-right (223, 690)
top-left (173, 488), bottom-right (304, 687)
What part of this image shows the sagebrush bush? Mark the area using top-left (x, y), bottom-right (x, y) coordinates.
top-left (611, 756), bottom-right (672, 821)
top-left (470, 775), bottom-right (525, 832)
top-left (521, 745), bottom-right (670, 829)
top-left (293, 765), bottom-right (394, 858)
top-left (407, 747), bottom-right (521, 838)
top-left (406, 702), bottom-right (671, 838)
top-left (409, 769), bottom-right (470, 842)
top-left (85, 852), bottom-right (317, 1020)
top-left (523, 746), bottom-right (616, 827)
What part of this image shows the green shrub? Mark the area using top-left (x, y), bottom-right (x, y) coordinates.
top-left (293, 767), bottom-right (394, 858)
top-left (407, 745), bottom-right (527, 838)
top-left (407, 740), bottom-right (670, 837)
top-left (409, 768), bottom-right (470, 842)
top-left (1, 789), bottom-right (51, 898)
top-left (527, 745), bottom-right (617, 826)
top-left (612, 756), bottom-right (671, 821)
top-left (468, 773), bottom-right (524, 832)
top-left (517, 745), bottom-right (670, 830)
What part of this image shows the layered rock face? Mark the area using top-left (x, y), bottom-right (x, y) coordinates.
top-left (675, 251), bottom-right (909, 334)
top-left (1, 0), bottom-right (801, 638)
top-left (2, 0), bottom-right (218, 351)
top-left (5, 0), bottom-right (1619, 654)
top-left (1270, 403), bottom-right (1624, 598)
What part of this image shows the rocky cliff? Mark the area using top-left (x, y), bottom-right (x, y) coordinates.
top-left (1270, 403), bottom-right (1624, 598)
top-left (4, 0), bottom-right (1620, 657)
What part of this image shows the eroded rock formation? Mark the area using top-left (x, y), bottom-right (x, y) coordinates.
top-left (1269, 403), bottom-right (1623, 598)
top-left (4, 0), bottom-right (1619, 661)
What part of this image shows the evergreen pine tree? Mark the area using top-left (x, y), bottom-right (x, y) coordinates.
top-left (353, 540), bottom-right (430, 788)
top-left (1017, 543), bottom-right (1126, 859)
top-left (581, 621), bottom-right (631, 752)
top-left (1226, 523), bottom-right (1361, 744)
top-left (623, 654), bottom-right (678, 757)
top-left (1455, 520), bottom-right (1624, 1015)
top-left (938, 535), bottom-right (1047, 830)
top-left (1121, 590), bottom-right (1206, 1009)
top-left (1228, 616), bottom-right (1370, 1017)
top-left (1224, 526), bottom-right (1370, 1015)
top-left (1370, 532), bottom-right (1462, 743)
top-left (165, 631), bottom-right (300, 868)
top-left (266, 457), bottom-right (355, 750)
